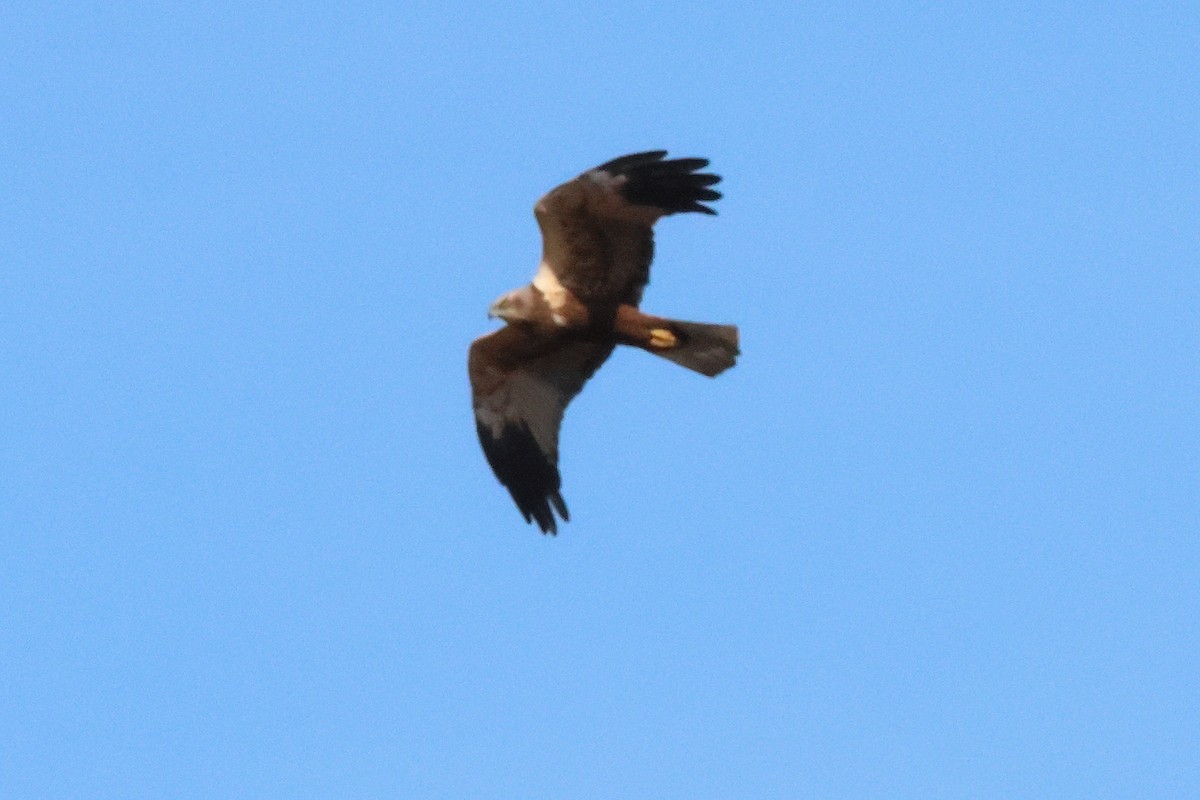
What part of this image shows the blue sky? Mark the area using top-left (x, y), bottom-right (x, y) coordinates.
top-left (2, 2), bottom-right (1197, 797)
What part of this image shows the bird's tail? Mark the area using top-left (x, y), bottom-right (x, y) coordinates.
top-left (649, 319), bottom-right (740, 377)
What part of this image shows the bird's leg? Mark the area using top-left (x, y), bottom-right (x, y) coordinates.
top-left (648, 328), bottom-right (678, 349)
top-left (615, 304), bottom-right (674, 349)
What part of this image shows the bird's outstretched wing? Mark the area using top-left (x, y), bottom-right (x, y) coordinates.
top-left (534, 151), bottom-right (722, 305)
top-left (468, 326), bottom-right (613, 534)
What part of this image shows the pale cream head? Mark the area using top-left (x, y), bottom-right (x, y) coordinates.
top-left (487, 286), bottom-right (542, 323)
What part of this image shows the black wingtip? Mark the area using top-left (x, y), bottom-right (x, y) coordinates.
top-left (593, 150), bottom-right (723, 216)
top-left (477, 420), bottom-right (570, 536)
top-left (594, 150), bottom-right (668, 174)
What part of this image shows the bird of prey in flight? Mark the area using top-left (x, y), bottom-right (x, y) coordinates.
top-left (468, 151), bottom-right (739, 534)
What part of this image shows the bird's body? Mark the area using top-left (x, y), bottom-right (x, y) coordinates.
top-left (469, 151), bottom-right (739, 534)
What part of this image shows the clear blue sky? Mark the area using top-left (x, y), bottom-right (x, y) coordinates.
top-left (3, 3), bottom-right (1197, 797)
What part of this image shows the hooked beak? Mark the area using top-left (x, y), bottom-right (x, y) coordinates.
top-left (487, 299), bottom-right (504, 320)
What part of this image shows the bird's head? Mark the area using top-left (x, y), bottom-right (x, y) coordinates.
top-left (487, 286), bottom-right (541, 323)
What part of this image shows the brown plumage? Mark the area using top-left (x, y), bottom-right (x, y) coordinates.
top-left (468, 151), bottom-right (739, 534)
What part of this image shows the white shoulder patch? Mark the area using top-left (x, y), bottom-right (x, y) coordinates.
top-left (533, 261), bottom-right (571, 326)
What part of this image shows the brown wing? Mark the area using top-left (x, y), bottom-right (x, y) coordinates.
top-left (534, 151), bottom-right (722, 306)
top-left (468, 325), bottom-right (614, 534)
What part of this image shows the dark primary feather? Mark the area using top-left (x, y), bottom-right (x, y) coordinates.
top-left (476, 420), bottom-right (569, 534)
top-left (594, 150), bottom-right (668, 174)
top-left (593, 151), bottom-right (723, 215)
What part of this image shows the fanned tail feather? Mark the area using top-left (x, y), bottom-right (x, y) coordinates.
top-left (652, 320), bottom-right (740, 377)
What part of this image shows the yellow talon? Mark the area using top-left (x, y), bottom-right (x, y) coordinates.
top-left (648, 328), bottom-right (677, 349)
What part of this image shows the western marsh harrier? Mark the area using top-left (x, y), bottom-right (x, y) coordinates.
top-left (469, 151), bottom-right (739, 534)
